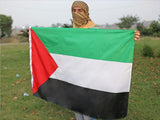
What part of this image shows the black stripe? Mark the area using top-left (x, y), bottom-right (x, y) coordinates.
top-left (34, 78), bottom-right (129, 119)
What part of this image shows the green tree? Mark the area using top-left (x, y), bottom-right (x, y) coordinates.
top-left (149, 20), bottom-right (160, 33)
top-left (141, 28), bottom-right (152, 36)
top-left (116, 15), bottom-right (139, 29)
top-left (136, 20), bottom-right (160, 37)
top-left (0, 14), bottom-right (13, 38)
top-left (18, 29), bottom-right (29, 38)
top-left (136, 15), bottom-right (160, 37)
top-left (137, 22), bottom-right (144, 32)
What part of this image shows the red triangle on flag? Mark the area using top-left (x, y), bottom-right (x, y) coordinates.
top-left (30, 28), bottom-right (58, 94)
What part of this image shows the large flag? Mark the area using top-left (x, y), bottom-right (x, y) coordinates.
top-left (29, 27), bottom-right (135, 119)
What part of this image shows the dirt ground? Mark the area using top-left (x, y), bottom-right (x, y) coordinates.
top-left (0, 36), bottom-right (28, 44)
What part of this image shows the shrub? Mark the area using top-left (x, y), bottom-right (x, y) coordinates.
top-left (152, 32), bottom-right (160, 37)
top-left (141, 28), bottom-right (153, 36)
top-left (142, 45), bottom-right (154, 57)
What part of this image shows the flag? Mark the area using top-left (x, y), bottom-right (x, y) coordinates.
top-left (29, 27), bottom-right (135, 119)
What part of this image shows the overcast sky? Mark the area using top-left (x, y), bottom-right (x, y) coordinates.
top-left (0, 0), bottom-right (160, 28)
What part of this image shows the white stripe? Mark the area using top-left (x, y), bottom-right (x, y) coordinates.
top-left (50, 53), bottom-right (132, 93)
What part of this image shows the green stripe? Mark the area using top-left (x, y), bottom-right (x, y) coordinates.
top-left (32, 27), bottom-right (135, 63)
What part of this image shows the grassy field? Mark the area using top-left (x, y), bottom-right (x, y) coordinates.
top-left (0, 37), bottom-right (160, 120)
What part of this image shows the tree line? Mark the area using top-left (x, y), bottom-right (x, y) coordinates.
top-left (116, 15), bottom-right (160, 37)
top-left (137, 19), bottom-right (160, 37)
top-left (0, 14), bottom-right (160, 38)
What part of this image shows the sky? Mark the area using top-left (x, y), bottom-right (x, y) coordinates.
top-left (0, 0), bottom-right (160, 28)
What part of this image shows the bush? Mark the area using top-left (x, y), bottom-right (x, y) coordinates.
top-left (141, 28), bottom-right (153, 36)
top-left (142, 45), bottom-right (154, 57)
top-left (152, 32), bottom-right (160, 37)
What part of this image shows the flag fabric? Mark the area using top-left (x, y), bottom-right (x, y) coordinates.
top-left (29, 27), bottom-right (135, 119)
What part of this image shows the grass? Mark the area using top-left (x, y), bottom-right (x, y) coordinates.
top-left (122, 37), bottom-right (160, 120)
top-left (0, 44), bottom-right (74, 120)
top-left (0, 36), bottom-right (160, 120)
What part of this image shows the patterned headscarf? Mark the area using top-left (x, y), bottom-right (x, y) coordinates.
top-left (71, 1), bottom-right (89, 17)
top-left (72, 1), bottom-right (94, 28)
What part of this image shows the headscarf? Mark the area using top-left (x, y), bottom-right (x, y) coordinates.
top-left (71, 1), bottom-right (96, 28)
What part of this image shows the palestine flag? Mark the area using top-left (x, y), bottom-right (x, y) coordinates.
top-left (29, 27), bottom-right (135, 119)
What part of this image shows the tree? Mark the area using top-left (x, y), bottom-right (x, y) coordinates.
top-left (136, 20), bottom-right (160, 37)
top-left (18, 29), bottom-right (29, 38)
top-left (62, 24), bottom-right (72, 28)
top-left (149, 20), bottom-right (160, 33)
top-left (149, 20), bottom-right (160, 37)
top-left (62, 19), bottom-right (73, 28)
top-left (116, 15), bottom-right (139, 29)
top-left (0, 14), bottom-right (13, 38)
top-left (141, 27), bottom-right (152, 36)
top-left (52, 19), bottom-right (73, 28)
top-left (137, 22), bottom-right (144, 32)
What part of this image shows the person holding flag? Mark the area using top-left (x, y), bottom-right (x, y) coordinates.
top-left (29, 1), bottom-right (141, 120)
top-left (71, 1), bottom-right (140, 120)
